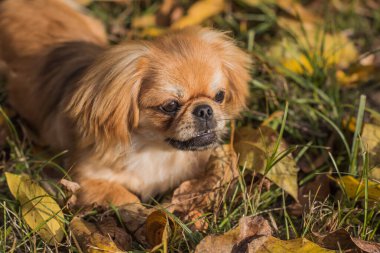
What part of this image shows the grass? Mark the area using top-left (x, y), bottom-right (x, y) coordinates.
top-left (1, 0), bottom-right (380, 252)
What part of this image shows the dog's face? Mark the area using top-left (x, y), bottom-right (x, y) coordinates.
top-left (138, 51), bottom-right (230, 150)
top-left (69, 27), bottom-right (251, 151)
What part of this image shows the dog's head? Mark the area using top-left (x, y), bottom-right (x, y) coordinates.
top-left (69, 27), bottom-right (251, 151)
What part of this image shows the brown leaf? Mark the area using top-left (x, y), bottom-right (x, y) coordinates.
top-left (97, 217), bottom-right (132, 251)
top-left (351, 238), bottom-right (380, 253)
top-left (298, 174), bottom-right (331, 209)
top-left (185, 210), bottom-right (208, 232)
top-left (171, 144), bottom-right (238, 214)
top-left (60, 178), bottom-right (81, 207)
top-left (311, 229), bottom-right (356, 250)
top-left (195, 216), bottom-right (272, 253)
top-left (311, 229), bottom-right (380, 253)
top-left (119, 204), bottom-right (153, 246)
top-left (70, 217), bottom-right (125, 253)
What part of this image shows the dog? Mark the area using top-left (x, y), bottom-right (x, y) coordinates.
top-left (0, 0), bottom-right (251, 206)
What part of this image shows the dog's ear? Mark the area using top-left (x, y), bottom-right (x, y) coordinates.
top-left (68, 43), bottom-right (149, 149)
top-left (197, 28), bottom-right (251, 116)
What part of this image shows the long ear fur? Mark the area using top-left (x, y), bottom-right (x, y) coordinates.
top-left (67, 43), bottom-right (149, 150)
top-left (196, 27), bottom-right (251, 115)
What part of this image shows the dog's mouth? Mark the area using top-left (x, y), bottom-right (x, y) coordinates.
top-left (166, 131), bottom-right (218, 151)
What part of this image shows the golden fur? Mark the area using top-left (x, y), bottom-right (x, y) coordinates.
top-left (0, 0), bottom-right (251, 206)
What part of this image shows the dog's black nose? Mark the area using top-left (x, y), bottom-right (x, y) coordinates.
top-left (193, 104), bottom-right (213, 121)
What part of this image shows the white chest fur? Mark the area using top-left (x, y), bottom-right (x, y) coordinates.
top-left (83, 140), bottom-right (210, 201)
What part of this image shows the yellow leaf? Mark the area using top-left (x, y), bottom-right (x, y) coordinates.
top-left (132, 15), bottom-right (156, 28)
top-left (276, 0), bottom-right (322, 24)
top-left (337, 175), bottom-right (380, 201)
top-left (362, 123), bottom-right (380, 180)
top-left (270, 18), bottom-right (358, 75)
top-left (141, 27), bottom-right (167, 37)
top-left (250, 236), bottom-right (335, 253)
top-left (70, 217), bottom-right (124, 253)
top-left (241, 0), bottom-right (274, 7)
top-left (171, 0), bottom-right (224, 29)
top-left (341, 116), bottom-right (357, 133)
top-left (234, 126), bottom-right (299, 200)
top-left (73, 0), bottom-right (92, 5)
top-left (5, 173), bottom-right (65, 245)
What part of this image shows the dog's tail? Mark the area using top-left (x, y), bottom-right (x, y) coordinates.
top-left (0, 0), bottom-right (107, 71)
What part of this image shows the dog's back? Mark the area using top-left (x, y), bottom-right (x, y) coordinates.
top-left (0, 0), bottom-right (107, 149)
top-left (0, 0), bottom-right (106, 66)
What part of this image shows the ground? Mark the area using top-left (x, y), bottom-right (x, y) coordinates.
top-left (0, 0), bottom-right (380, 252)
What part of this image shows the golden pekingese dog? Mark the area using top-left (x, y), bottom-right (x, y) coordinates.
top-left (0, 0), bottom-right (251, 206)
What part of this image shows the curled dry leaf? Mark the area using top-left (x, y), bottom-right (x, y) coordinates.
top-left (311, 229), bottom-right (380, 253)
top-left (234, 126), bottom-right (299, 200)
top-left (70, 217), bottom-right (125, 253)
top-left (5, 172), bottom-right (65, 245)
top-left (171, 144), bottom-right (238, 214)
top-left (171, 0), bottom-right (224, 29)
top-left (145, 210), bottom-right (179, 247)
top-left (59, 178), bottom-right (81, 207)
top-left (195, 216), bottom-right (272, 253)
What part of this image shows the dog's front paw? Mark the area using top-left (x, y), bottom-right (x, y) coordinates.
top-left (76, 179), bottom-right (140, 207)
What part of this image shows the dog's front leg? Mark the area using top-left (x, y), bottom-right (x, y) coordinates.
top-left (76, 178), bottom-right (140, 207)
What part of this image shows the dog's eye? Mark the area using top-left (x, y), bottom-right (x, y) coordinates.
top-left (214, 90), bottom-right (225, 103)
top-left (161, 100), bottom-right (180, 114)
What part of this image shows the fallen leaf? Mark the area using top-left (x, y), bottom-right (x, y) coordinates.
top-left (119, 204), bottom-right (154, 246)
top-left (276, 0), bottom-right (322, 24)
top-left (351, 238), bottom-right (380, 253)
top-left (249, 237), bottom-right (335, 253)
top-left (234, 126), bottom-right (299, 200)
top-left (195, 216), bottom-right (272, 253)
top-left (298, 174), bottom-right (331, 210)
top-left (59, 178), bottom-right (80, 207)
top-left (362, 123), bottom-right (380, 180)
top-left (185, 210), bottom-right (208, 232)
top-left (240, 0), bottom-right (274, 7)
top-left (70, 217), bottom-right (125, 253)
top-left (141, 27), bottom-right (166, 37)
top-left (171, 0), bottom-right (224, 29)
top-left (336, 65), bottom-right (375, 87)
top-left (269, 17), bottom-right (358, 76)
top-left (132, 15), bottom-right (156, 29)
top-left (311, 229), bottom-right (356, 250)
top-left (73, 0), bottom-right (92, 5)
top-left (145, 210), bottom-right (178, 247)
top-left (5, 173), bottom-right (65, 245)
top-left (311, 229), bottom-right (380, 252)
top-left (342, 116), bottom-right (357, 133)
top-left (335, 175), bottom-right (380, 201)
top-left (171, 144), bottom-right (238, 214)
top-left (97, 217), bottom-right (132, 251)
